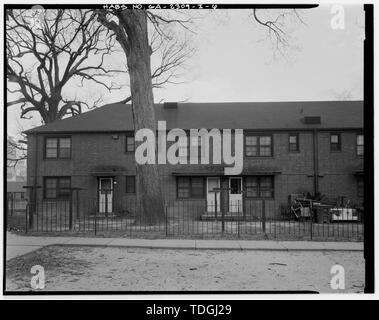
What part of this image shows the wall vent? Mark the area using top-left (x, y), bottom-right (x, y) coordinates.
top-left (163, 102), bottom-right (178, 109)
top-left (303, 116), bottom-right (321, 124)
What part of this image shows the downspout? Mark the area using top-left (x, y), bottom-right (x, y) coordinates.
top-left (312, 129), bottom-right (319, 195)
top-left (27, 132), bottom-right (39, 229)
top-left (33, 132), bottom-right (38, 203)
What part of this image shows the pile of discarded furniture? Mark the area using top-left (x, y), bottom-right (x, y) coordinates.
top-left (288, 193), bottom-right (362, 223)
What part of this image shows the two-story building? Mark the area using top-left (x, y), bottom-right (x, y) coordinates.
top-left (24, 101), bottom-right (364, 218)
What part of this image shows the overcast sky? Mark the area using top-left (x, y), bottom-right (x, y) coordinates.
top-left (7, 4), bottom-right (364, 137)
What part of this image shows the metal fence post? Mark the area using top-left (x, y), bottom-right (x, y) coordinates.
top-left (310, 200), bottom-right (313, 240)
top-left (214, 192), bottom-right (218, 220)
top-left (29, 201), bottom-right (34, 229)
top-left (221, 197), bottom-right (225, 234)
top-left (165, 204), bottom-right (168, 237)
top-left (237, 201), bottom-right (240, 238)
top-left (76, 190), bottom-right (80, 219)
top-left (25, 203), bottom-right (29, 234)
top-left (11, 193), bottom-right (14, 216)
top-left (69, 190), bottom-right (73, 231)
top-left (94, 202), bottom-right (97, 236)
top-left (105, 190), bottom-right (108, 217)
top-left (262, 199), bottom-right (266, 234)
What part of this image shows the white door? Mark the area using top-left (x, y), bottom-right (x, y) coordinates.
top-left (99, 178), bottom-right (113, 214)
top-left (207, 177), bottom-right (220, 213)
top-left (229, 177), bottom-right (242, 213)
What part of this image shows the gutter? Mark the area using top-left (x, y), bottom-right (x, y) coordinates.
top-left (33, 132), bottom-right (38, 202)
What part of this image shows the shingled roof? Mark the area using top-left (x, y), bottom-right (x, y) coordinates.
top-left (24, 101), bottom-right (363, 134)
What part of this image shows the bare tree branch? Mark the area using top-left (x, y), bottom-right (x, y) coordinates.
top-left (97, 9), bottom-right (196, 105)
top-left (6, 8), bottom-right (126, 122)
top-left (7, 134), bottom-right (27, 168)
top-left (251, 9), bottom-right (305, 59)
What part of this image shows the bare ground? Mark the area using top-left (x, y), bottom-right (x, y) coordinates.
top-left (5, 246), bottom-right (364, 293)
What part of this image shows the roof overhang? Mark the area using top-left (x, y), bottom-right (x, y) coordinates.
top-left (90, 171), bottom-right (129, 176)
top-left (172, 167), bottom-right (282, 176)
top-left (89, 165), bottom-right (135, 176)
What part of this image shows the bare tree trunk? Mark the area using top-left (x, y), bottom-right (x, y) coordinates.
top-left (120, 10), bottom-right (165, 224)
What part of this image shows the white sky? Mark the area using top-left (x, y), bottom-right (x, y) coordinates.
top-left (7, 4), bottom-right (364, 138)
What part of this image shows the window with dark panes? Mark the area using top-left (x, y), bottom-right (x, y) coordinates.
top-left (357, 134), bottom-right (364, 156)
top-left (330, 133), bottom-right (341, 151)
top-left (126, 134), bottom-right (135, 152)
top-left (289, 133), bottom-right (299, 152)
top-left (177, 177), bottom-right (204, 198)
top-left (44, 177), bottom-right (71, 199)
top-left (245, 136), bottom-right (257, 156)
top-left (357, 176), bottom-right (364, 198)
top-left (245, 176), bottom-right (274, 198)
top-left (45, 138), bottom-right (58, 158)
top-left (126, 176), bottom-right (136, 193)
top-left (59, 138), bottom-right (71, 158)
top-left (259, 136), bottom-right (272, 156)
top-left (230, 178), bottom-right (242, 194)
top-left (259, 176), bottom-right (274, 198)
top-left (245, 177), bottom-right (259, 197)
top-left (45, 137), bottom-right (71, 159)
top-left (191, 177), bottom-right (204, 197)
top-left (245, 135), bottom-right (272, 157)
top-left (177, 177), bottom-right (190, 198)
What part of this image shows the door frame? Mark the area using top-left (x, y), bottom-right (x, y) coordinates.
top-left (97, 176), bottom-right (114, 214)
top-left (206, 177), bottom-right (221, 213)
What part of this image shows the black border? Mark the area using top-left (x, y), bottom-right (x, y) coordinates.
top-left (3, 3), bottom-right (374, 296)
top-left (363, 3), bottom-right (374, 294)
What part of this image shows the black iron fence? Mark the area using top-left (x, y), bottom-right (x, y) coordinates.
top-left (7, 192), bottom-right (27, 213)
top-left (6, 192), bottom-right (27, 231)
top-left (6, 197), bottom-right (364, 241)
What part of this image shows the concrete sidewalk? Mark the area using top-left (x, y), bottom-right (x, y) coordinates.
top-left (6, 232), bottom-right (363, 260)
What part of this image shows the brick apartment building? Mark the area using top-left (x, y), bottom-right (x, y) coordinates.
top-left (24, 101), bottom-right (364, 218)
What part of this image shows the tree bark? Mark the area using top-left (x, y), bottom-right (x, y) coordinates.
top-left (119, 10), bottom-right (165, 224)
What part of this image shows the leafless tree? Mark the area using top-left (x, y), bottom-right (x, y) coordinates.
top-left (96, 9), bottom-right (186, 222)
top-left (7, 134), bottom-right (27, 168)
top-left (329, 89), bottom-right (356, 101)
top-left (96, 8), bottom-right (304, 223)
top-left (6, 8), bottom-right (195, 121)
top-left (6, 9), bottom-right (125, 123)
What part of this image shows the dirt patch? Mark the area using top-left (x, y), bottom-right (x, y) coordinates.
top-left (5, 246), bottom-right (364, 293)
top-left (5, 246), bottom-right (94, 291)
